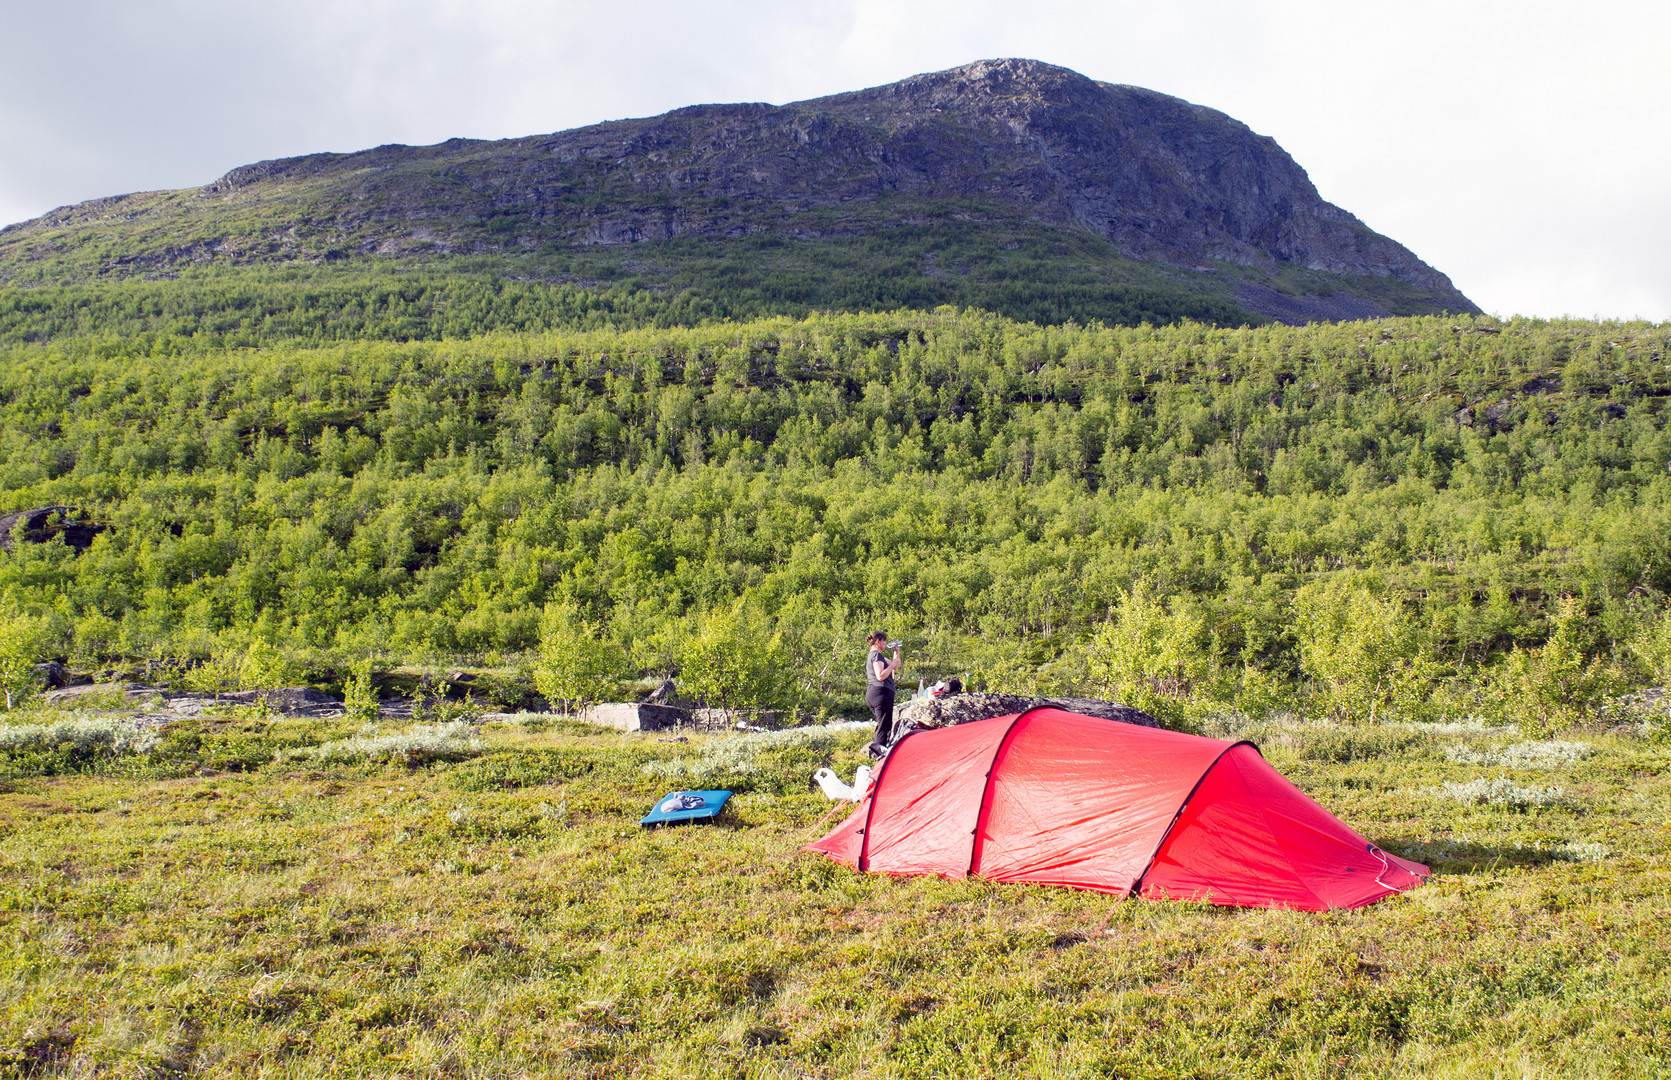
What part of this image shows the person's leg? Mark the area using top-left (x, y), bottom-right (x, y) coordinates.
top-left (866, 685), bottom-right (893, 755)
top-left (867, 685), bottom-right (896, 755)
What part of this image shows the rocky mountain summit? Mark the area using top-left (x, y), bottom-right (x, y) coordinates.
top-left (1, 59), bottom-right (1476, 322)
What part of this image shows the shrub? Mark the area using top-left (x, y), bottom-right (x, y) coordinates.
top-left (180, 639), bottom-right (305, 694)
top-left (276, 721), bottom-right (480, 765)
top-left (533, 604), bottom-right (629, 715)
top-left (643, 728), bottom-right (842, 793)
top-left (1486, 598), bottom-right (1622, 736)
top-left (1300, 725), bottom-right (1427, 762)
top-left (1556, 840), bottom-right (1610, 863)
top-left (1230, 664), bottom-right (1286, 723)
top-left (0, 616), bottom-right (41, 710)
top-left (342, 658), bottom-right (381, 727)
top-left (1627, 600), bottom-right (1671, 687)
top-left (1293, 580), bottom-right (1434, 723)
top-left (0, 716), bottom-right (162, 775)
top-left (676, 602), bottom-right (796, 718)
top-left (1396, 718), bottom-right (1514, 736)
top-left (1081, 585), bottom-right (1210, 727)
top-left (1445, 740), bottom-right (1594, 768)
top-left (1429, 777), bottom-right (1565, 808)
top-left (0, 716), bottom-right (162, 756)
top-left (238, 640), bottom-right (304, 689)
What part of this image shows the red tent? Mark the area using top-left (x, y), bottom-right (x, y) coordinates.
top-left (806, 708), bottom-right (1427, 911)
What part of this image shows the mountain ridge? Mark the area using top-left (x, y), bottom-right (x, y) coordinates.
top-left (0, 59), bottom-right (1477, 324)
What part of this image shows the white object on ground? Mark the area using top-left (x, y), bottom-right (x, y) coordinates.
top-left (813, 765), bottom-right (875, 802)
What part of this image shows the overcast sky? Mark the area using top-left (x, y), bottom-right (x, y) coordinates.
top-left (2, 0), bottom-right (1666, 320)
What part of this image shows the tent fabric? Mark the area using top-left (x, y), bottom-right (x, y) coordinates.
top-left (805, 707), bottom-right (1427, 911)
top-left (1138, 744), bottom-right (1428, 909)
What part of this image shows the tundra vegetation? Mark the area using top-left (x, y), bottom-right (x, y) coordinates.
top-left (1, 274), bottom-right (1669, 1074)
top-left (1, 285), bottom-right (1668, 727)
top-left (0, 713), bottom-right (1665, 1076)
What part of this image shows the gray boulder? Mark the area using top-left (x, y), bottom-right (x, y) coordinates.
top-left (580, 702), bottom-right (689, 732)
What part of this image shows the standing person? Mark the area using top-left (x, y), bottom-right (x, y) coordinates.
top-left (865, 631), bottom-right (901, 756)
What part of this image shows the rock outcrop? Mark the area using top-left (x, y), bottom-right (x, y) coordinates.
top-left (1, 60), bottom-right (1476, 320)
top-left (0, 506), bottom-right (105, 553)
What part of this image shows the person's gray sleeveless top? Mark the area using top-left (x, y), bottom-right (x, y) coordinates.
top-left (866, 649), bottom-right (894, 690)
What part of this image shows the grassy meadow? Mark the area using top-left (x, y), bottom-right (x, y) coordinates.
top-left (1, 708), bottom-right (1666, 1078)
top-left (3, 276), bottom-right (1671, 1077)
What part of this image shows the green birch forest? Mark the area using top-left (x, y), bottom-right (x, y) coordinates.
top-left (2, 266), bottom-right (1670, 728)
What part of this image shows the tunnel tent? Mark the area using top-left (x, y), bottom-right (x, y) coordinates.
top-left (805, 707), bottom-right (1427, 911)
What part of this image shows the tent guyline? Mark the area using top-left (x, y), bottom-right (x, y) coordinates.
top-left (808, 707), bottom-right (1429, 911)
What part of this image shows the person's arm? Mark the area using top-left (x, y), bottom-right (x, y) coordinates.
top-left (872, 647), bottom-right (901, 682)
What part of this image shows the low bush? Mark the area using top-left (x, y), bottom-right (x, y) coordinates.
top-left (0, 716), bottom-right (161, 776)
top-left (642, 728), bottom-right (849, 793)
top-left (1557, 840), bottom-right (1611, 863)
top-left (1429, 777), bottom-right (1566, 808)
top-left (1299, 725), bottom-right (1428, 762)
top-left (276, 721), bottom-right (481, 766)
top-left (1445, 740), bottom-right (1595, 768)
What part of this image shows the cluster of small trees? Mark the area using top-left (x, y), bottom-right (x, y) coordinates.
top-left (531, 601), bottom-right (794, 717)
top-left (1, 304), bottom-right (1668, 730)
top-left (1076, 580), bottom-right (1671, 734)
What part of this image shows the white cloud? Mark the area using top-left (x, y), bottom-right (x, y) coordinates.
top-left (0, 0), bottom-right (1665, 319)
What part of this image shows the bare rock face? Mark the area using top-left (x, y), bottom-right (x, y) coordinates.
top-left (222, 687), bottom-right (341, 714)
top-left (42, 682), bottom-right (146, 705)
top-left (896, 692), bottom-right (1158, 729)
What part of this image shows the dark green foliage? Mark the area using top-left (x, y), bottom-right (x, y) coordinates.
top-left (0, 227), bottom-right (1264, 350)
top-left (0, 264), bottom-right (721, 348)
top-left (146, 716), bottom-right (357, 774)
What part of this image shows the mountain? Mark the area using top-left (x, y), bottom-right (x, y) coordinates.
top-left (0, 59), bottom-right (1477, 325)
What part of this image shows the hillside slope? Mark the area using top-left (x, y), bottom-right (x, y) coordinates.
top-left (0, 59), bottom-right (1478, 324)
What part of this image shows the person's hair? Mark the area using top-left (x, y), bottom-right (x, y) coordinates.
top-left (866, 631), bottom-right (887, 646)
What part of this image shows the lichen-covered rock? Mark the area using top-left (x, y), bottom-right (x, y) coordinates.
top-left (895, 692), bottom-right (1158, 729)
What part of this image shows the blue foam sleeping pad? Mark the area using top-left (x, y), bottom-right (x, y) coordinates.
top-left (640, 789), bottom-right (733, 827)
